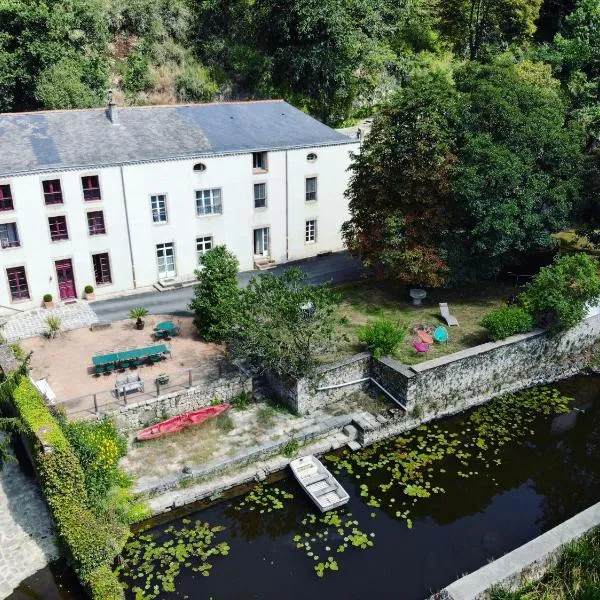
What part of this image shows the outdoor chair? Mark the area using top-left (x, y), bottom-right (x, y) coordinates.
top-left (95, 365), bottom-right (106, 376)
top-left (439, 303), bottom-right (459, 327)
top-left (106, 364), bottom-right (116, 374)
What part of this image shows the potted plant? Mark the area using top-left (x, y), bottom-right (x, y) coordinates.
top-left (84, 285), bottom-right (95, 300)
top-left (130, 307), bottom-right (149, 330)
top-left (43, 293), bottom-right (54, 309)
top-left (156, 373), bottom-right (170, 385)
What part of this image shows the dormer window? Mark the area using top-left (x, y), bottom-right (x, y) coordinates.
top-left (307, 152), bottom-right (317, 162)
top-left (252, 152), bottom-right (268, 173)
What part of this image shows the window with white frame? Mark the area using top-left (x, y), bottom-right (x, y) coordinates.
top-left (0, 223), bottom-right (20, 248)
top-left (151, 194), bottom-right (168, 223)
top-left (196, 236), bottom-right (213, 263)
top-left (305, 219), bottom-right (317, 243)
top-left (252, 152), bottom-right (268, 171)
top-left (305, 177), bottom-right (317, 202)
top-left (254, 183), bottom-right (266, 209)
top-left (195, 188), bottom-right (222, 216)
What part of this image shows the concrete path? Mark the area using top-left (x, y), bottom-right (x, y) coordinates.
top-left (2, 300), bottom-right (98, 343)
top-left (92, 251), bottom-right (364, 322)
top-left (0, 452), bottom-right (58, 599)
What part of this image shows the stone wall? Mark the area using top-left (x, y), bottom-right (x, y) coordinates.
top-left (266, 352), bottom-right (372, 414)
top-left (114, 372), bottom-right (252, 431)
top-left (432, 501), bottom-right (600, 599)
top-left (402, 313), bottom-right (600, 416)
top-left (266, 314), bottom-right (600, 423)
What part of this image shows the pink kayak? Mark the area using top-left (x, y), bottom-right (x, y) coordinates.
top-left (136, 404), bottom-right (230, 441)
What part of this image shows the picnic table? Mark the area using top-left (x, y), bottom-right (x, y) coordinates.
top-left (154, 320), bottom-right (180, 339)
top-left (92, 344), bottom-right (170, 374)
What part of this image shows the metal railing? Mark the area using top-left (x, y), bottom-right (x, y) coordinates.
top-left (61, 360), bottom-right (237, 418)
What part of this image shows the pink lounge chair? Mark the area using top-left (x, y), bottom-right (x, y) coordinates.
top-left (412, 340), bottom-right (429, 353)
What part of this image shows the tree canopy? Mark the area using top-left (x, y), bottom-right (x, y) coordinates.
top-left (343, 55), bottom-right (585, 284)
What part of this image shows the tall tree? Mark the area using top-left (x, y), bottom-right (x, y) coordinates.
top-left (344, 56), bottom-right (584, 284)
top-left (451, 58), bottom-right (584, 275)
top-left (342, 62), bottom-right (460, 286)
top-left (0, 0), bottom-right (109, 112)
top-left (436, 0), bottom-right (543, 59)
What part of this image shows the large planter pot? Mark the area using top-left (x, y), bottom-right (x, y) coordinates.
top-left (85, 292), bottom-right (95, 301)
top-left (44, 300), bottom-right (54, 309)
top-left (136, 319), bottom-right (145, 330)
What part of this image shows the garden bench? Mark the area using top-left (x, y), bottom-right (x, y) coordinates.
top-left (115, 373), bottom-right (144, 396)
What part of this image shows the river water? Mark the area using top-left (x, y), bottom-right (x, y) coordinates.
top-left (9, 375), bottom-right (600, 600)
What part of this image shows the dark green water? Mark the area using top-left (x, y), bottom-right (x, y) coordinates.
top-left (10, 376), bottom-right (600, 600)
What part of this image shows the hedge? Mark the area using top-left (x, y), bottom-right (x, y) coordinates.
top-left (480, 306), bottom-right (536, 341)
top-left (8, 377), bottom-right (126, 599)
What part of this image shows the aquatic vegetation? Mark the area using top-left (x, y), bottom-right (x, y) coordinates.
top-left (292, 510), bottom-right (375, 577)
top-left (115, 519), bottom-right (230, 600)
top-left (234, 484), bottom-right (294, 513)
top-left (326, 387), bottom-right (572, 529)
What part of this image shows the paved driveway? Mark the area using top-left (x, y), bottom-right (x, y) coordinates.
top-left (92, 251), bottom-right (363, 322)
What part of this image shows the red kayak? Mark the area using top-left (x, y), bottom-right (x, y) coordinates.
top-left (136, 404), bottom-right (230, 441)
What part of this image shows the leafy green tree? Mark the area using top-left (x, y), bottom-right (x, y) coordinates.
top-left (452, 58), bottom-right (584, 275)
top-left (344, 56), bottom-right (585, 283)
top-left (342, 62), bottom-right (460, 286)
top-left (189, 246), bottom-right (240, 343)
top-left (35, 58), bottom-right (99, 109)
top-left (0, 0), bottom-right (109, 111)
top-left (436, 0), bottom-right (543, 59)
top-left (255, 0), bottom-right (359, 123)
top-left (122, 51), bottom-right (154, 95)
top-left (519, 253), bottom-right (600, 331)
top-left (358, 318), bottom-right (408, 358)
top-left (228, 268), bottom-right (340, 379)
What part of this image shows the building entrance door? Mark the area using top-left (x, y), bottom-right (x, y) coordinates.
top-left (55, 259), bottom-right (76, 300)
top-left (253, 227), bottom-right (270, 258)
top-left (157, 243), bottom-right (176, 279)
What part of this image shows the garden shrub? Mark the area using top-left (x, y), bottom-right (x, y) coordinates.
top-left (62, 418), bottom-right (128, 508)
top-left (519, 253), bottom-right (600, 332)
top-left (480, 306), bottom-right (535, 341)
top-left (358, 318), bottom-right (408, 358)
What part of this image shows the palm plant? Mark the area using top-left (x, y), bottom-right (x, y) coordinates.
top-left (129, 307), bottom-right (149, 330)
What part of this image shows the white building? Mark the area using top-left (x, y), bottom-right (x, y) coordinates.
top-left (0, 100), bottom-right (359, 312)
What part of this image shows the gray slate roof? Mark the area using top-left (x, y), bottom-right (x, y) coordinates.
top-left (0, 100), bottom-right (353, 177)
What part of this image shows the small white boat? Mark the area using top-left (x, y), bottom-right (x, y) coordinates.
top-left (289, 455), bottom-right (349, 512)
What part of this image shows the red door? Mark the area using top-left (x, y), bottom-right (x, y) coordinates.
top-left (55, 259), bottom-right (76, 300)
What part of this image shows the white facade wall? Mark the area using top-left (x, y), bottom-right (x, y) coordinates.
top-left (0, 168), bottom-right (133, 312)
top-left (0, 140), bottom-right (358, 313)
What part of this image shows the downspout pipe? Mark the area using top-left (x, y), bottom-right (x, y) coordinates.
top-left (119, 165), bottom-right (137, 289)
top-left (285, 150), bottom-right (289, 262)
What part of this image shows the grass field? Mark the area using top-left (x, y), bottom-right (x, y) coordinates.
top-left (330, 279), bottom-right (516, 365)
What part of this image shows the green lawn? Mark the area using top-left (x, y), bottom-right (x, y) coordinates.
top-left (330, 279), bottom-right (516, 365)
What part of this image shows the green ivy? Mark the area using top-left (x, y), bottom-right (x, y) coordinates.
top-left (5, 376), bottom-right (128, 599)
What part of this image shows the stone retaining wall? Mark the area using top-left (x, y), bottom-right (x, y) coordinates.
top-left (266, 353), bottom-right (372, 414)
top-left (269, 314), bottom-right (600, 419)
top-left (431, 501), bottom-right (600, 599)
top-left (401, 313), bottom-right (600, 415)
top-left (114, 373), bottom-right (252, 431)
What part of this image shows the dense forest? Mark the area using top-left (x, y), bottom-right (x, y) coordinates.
top-left (1, 0), bottom-right (598, 283)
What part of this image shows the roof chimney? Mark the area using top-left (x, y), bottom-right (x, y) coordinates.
top-left (106, 90), bottom-right (118, 124)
